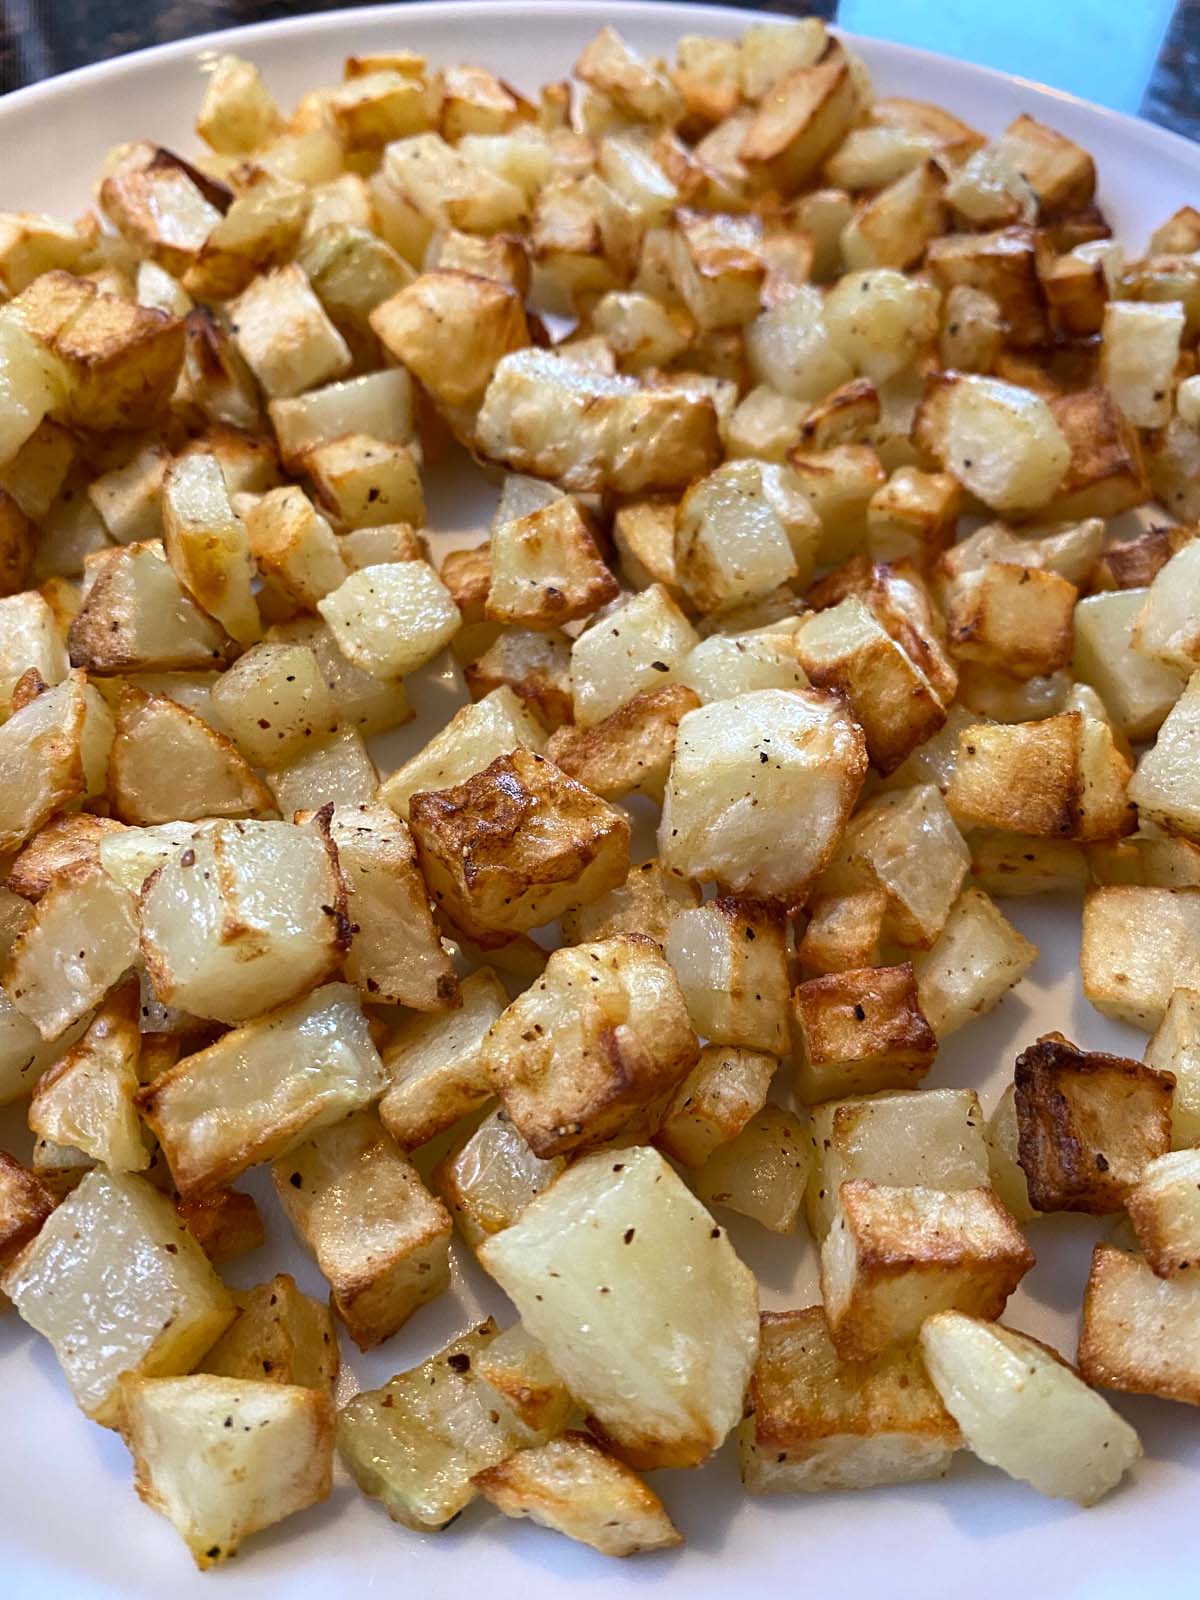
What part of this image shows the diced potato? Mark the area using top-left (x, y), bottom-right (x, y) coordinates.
top-left (1081, 886), bottom-right (1200, 1030)
top-left (571, 584), bottom-right (698, 727)
top-left (0, 671), bottom-right (112, 853)
top-left (159, 454), bottom-right (261, 649)
top-left (866, 467), bottom-right (959, 570)
top-left (329, 69), bottom-right (432, 148)
top-left (1078, 1243), bottom-right (1200, 1406)
top-left (797, 887), bottom-right (887, 975)
top-left (138, 983), bottom-right (386, 1196)
top-left (913, 374), bottom-right (1071, 515)
top-left (466, 626), bottom-right (574, 727)
top-left (943, 563), bottom-right (1077, 683)
top-left (1145, 989), bottom-right (1200, 1149)
top-left (984, 1083), bottom-right (1036, 1225)
top-left (921, 1310), bottom-right (1139, 1505)
top-left (806, 1087), bottom-right (988, 1240)
top-left (1, 1169), bottom-right (234, 1424)
top-left (1130, 545), bottom-right (1200, 677)
top-left (1101, 299), bottom-right (1185, 428)
top-left (821, 1181), bottom-right (1033, 1361)
top-left (271, 617), bottom-right (414, 737)
top-left (544, 684), bottom-right (696, 803)
top-left (486, 495), bottom-right (617, 629)
top-left (1126, 1149), bottom-right (1200, 1277)
top-left (968, 830), bottom-right (1087, 897)
top-left (480, 1144), bottom-right (759, 1469)
top-left (678, 622), bottom-right (808, 704)
top-left (592, 289), bottom-right (689, 373)
top-left (228, 264), bottom-right (351, 400)
top-left (119, 1374), bottom-right (332, 1567)
top-left (379, 685), bottom-right (546, 819)
top-left (175, 1187), bottom-right (265, 1266)
top-left (183, 172), bottom-right (311, 302)
top-left (693, 1104), bottom-right (810, 1233)
top-left (839, 159), bottom-right (948, 272)
top-left (434, 1108), bottom-right (565, 1249)
top-left (379, 967), bottom-right (506, 1148)
top-left (739, 45), bottom-right (859, 192)
top-left (914, 887), bottom-right (1037, 1037)
top-left (837, 785), bottom-right (969, 948)
top-left (139, 820), bottom-right (345, 1023)
top-left (575, 26), bottom-right (683, 124)
top-left (738, 1306), bottom-right (960, 1493)
top-left (200, 1274), bottom-right (339, 1388)
top-left (746, 285), bottom-right (853, 404)
top-left (317, 561), bottom-right (459, 681)
top-left (559, 855), bottom-right (699, 947)
top-left (196, 54), bottom-right (284, 154)
top-left (1047, 384), bottom-right (1149, 522)
top-left (822, 269), bottom-right (939, 386)
top-left (371, 269), bottom-right (528, 411)
top-left (675, 459), bottom-right (818, 612)
top-left (660, 688), bottom-right (867, 904)
top-left (0, 317), bottom-right (65, 469)
top-left (0, 592), bottom-right (67, 726)
top-left (269, 368), bottom-right (416, 470)
top-left (655, 1043), bottom-right (775, 1169)
top-left (1014, 1031), bottom-right (1174, 1214)
top-left (1128, 670), bottom-right (1200, 841)
top-left (274, 1111), bottom-right (451, 1349)
top-left (792, 963), bottom-right (936, 1104)
top-left (209, 642), bottom-right (333, 768)
top-left (1073, 589), bottom-right (1186, 741)
top-left (109, 685), bottom-right (272, 824)
top-left (665, 897), bottom-right (789, 1053)
top-left (474, 1432), bottom-right (681, 1557)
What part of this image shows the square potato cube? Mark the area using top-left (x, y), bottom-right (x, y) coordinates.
top-left (666, 209), bottom-right (765, 331)
top-left (655, 1044), bottom-right (776, 1168)
top-left (806, 1087), bottom-right (988, 1240)
top-left (996, 114), bottom-right (1094, 217)
top-left (245, 487), bottom-right (348, 609)
top-left (409, 748), bottom-right (630, 940)
top-left (175, 1187), bottom-right (265, 1265)
top-left (806, 555), bottom-right (957, 708)
top-left (318, 561), bottom-right (460, 680)
top-left (1073, 589), bottom-right (1186, 742)
top-left (927, 225), bottom-right (1046, 347)
top-left (139, 984), bottom-right (386, 1196)
top-left (1046, 385), bottom-right (1149, 522)
top-left (1078, 1243), bottom-right (1200, 1406)
top-left (480, 934), bottom-right (697, 1157)
top-left (434, 1108), bottom-right (565, 1249)
top-left (41, 279), bottom-right (186, 433)
top-left (665, 896), bottom-right (790, 1053)
top-left (914, 887), bottom-right (1037, 1037)
top-left (211, 642), bottom-right (335, 768)
top-left (0, 1151), bottom-right (54, 1272)
top-left (738, 1307), bottom-right (960, 1494)
top-left (840, 784), bottom-right (970, 948)
top-left (1145, 988), bottom-right (1200, 1148)
top-left (68, 541), bottom-right (236, 676)
top-left (574, 26), bottom-right (683, 123)
top-left (797, 887), bottom-right (887, 975)
top-left (912, 372), bottom-right (1070, 516)
top-left (968, 830), bottom-right (1088, 896)
top-left (1126, 1149), bottom-right (1200, 1277)
top-left (196, 53), bottom-right (283, 153)
top-left (1014, 1031), bottom-right (1174, 1214)
top-left (1081, 886), bottom-right (1200, 1030)
top-left (201, 1273), bottom-right (338, 1387)
top-left (1, 1169), bottom-right (234, 1425)
top-left (1128, 670), bottom-right (1200, 842)
top-left (943, 563), bottom-right (1077, 682)
top-left (304, 435), bottom-right (425, 530)
top-left (269, 368), bottom-right (416, 470)
top-left (739, 47), bottom-right (859, 192)
top-left (571, 584), bottom-right (699, 728)
top-left (329, 69), bottom-right (431, 147)
top-left (840, 160), bottom-right (948, 272)
top-left (866, 467), bottom-right (960, 568)
top-left (268, 723), bottom-right (378, 814)
top-left (821, 1180), bottom-right (1033, 1361)
top-left (486, 495), bottom-right (617, 630)
top-left (274, 1111), bottom-right (451, 1349)
top-left (792, 963), bottom-right (936, 1104)
top-left (1101, 300), bottom-right (1184, 429)
top-left (693, 1104), bottom-right (811, 1233)
top-left (545, 684), bottom-right (698, 803)
top-left (120, 1374), bottom-right (333, 1567)
top-left (465, 626), bottom-right (574, 727)
top-left (676, 458), bottom-right (818, 613)
top-left (378, 685), bottom-right (546, 819)
top-left (559, 855), bottom-right (700, 947)
top-left (371, 270), bottom-right (528, 410)
top-left (379, 966), bottom-right (507, 1148)
top-left (229, 264), bottom-right (351, 400)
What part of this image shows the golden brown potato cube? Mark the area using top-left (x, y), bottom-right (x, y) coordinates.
top-left (866, 467), bottom-right (960, 569)
top-left (692, 1104), bottom-right (810, 1233)
top-left (798, 377), bottom-right (881, 452)
top-left (434, 1108), bottom-right (565, 1249)
top-left (229, 264), bottom-right (351, 401)
top-left (182, 172), bottom-right (311, 302)
top-left (486, 496), bottom-right (618, 629)
top-left (1081, 886), bottom-right (1200, 1030)
top-left (200, 1273), bottom-right (338, 1388)
top-left (0, 212), bottom-right (88, 297)
top-left (943, 562), bottom-right (1077, 682)
top-left (274, 1111), bottom-right (451, 1349)
top-left (821, 1181), bottom-right (1034, 1362)
top-left (666, 209), bottom-right (764, 331)
top-left (99, 160), bottom-right (223, 276)
top-left (787, 443), bottom-right (887, 565)
top-left (559, 855), bottom-right (700, 947)
top-left (1045, 386), bottom-right (1149, 522)
top-left (809, 556), bottom-right (957, 709)
top-left (465, 627), bottom-right (574, 727)
top-left (792, 964), bottom-right (937, 1105)
top-left (329, 69), bottom-right (432, 148)
top-left (968, 830), bottom-right (1088, 896)
top-left (1149, 205), bottom-right (1200, 254)
top-left (474, 1432), bottom-right (681, 1557)
top-left (738, 44), bottom-right (859, 192)
top-left (1041, 249), bottom-right (1109, 338)
top-left (370, 270), bottom-right (528, 411)
top-left (670, 34), bottom-right (740, 127)
top-left (797, 886), bottom-right (887, 975)
top-left (304, 434), bottom-right (425, 532)
top-left (946, 713), bottom-right (1135, 842)
top-left (994, 115), bottom-right (1094, 218)
top-left (245, 486), bottom-right (347, 609)
top-left (176, 1187), bottom-right (265, 1267)
top-left (175, 305), bottom-right (261, 434)
top-left (409, 749), bottom-right (630, 940)
top-left (109, 685), bottom-right (272, 824)
top-left (665, 896), bottom-right (790, 1054)
top-left (545, 684), bottom-right (698, 803)
top-left (0, 489), bottom-right (33, 596)
top-left (1014, 1031), bottom-right (1174, 1214)
top-left (0, 1151), bottom-right (55, 1273)
top-left (738, 1306), bottom-right (960, 1493)
top-left (654, 1043), bottom-right (775, 1168)
top-left (1078, 1243), bottom-right (1200, 1406)
top-left (574, 25), bottom-right (682, 124)
top-left (48, 289), bottom-right (184, 434)
top-left (840, 159), bottom-right (947, 272)
top-left (196, 53), bottom-right (284, 154)
top-left (378, 966), bottom-right (506, 1149)
top-left (480, 933), bottom-right (698, 1158)
top-left (926, 226), bottom-right (1046, 347)
top-left (1126, 1149), bottom-right (1200, 1278)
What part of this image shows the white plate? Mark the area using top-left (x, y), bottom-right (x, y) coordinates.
top-left (2, 5), bottom-right (1198, 1596)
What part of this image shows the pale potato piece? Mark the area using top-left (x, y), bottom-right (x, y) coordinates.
top-left (274, 1111), bottom-right (452, 1349)
top-left (434, 1108), bottom-right (566, 1250)
top-left (985, 1083), bottom-right (1036, 1225)
top-left (378, 685), bottom-right (546, 819)
top-left (1145, 988), bottom-right (1200, 1149)
top-left (1128, 670), bottom-right (1200, 842)
top-left (675, 458), bottom-right (818, 612)
top-left (379, 967), bottom-right (507, 1149)
top-left (200, 1273), bottom-right (339, 1388)
top-left (1081, 886), bottom-right (1200, 1030)
top-left (914, 887), bottom-right (1037, 1037)
top-left (1131, 545), bottom-right (1200, 676)
top-left (666, 897), bottom-right (790, 1053)
top-left (0, 670), bottom-right (113, 853)
top-left (1, 1169), bottom-right (234, 1425)
top-left (160, 453), bottom-right (261, 648)
top-left (120, 1375), bottom-right (333, 1567)
top-left (1101, 299), bottom-right (1185, 428)
top-left (245, 487), bottom-right (349, 610)
top-left (823, 269), bottom-right (940, 385)
top-left (210, 642), bottom-right (336, 768)
top-left (921, 1311), bottom-right (1139, 1505)
top-left (0, 984), bottom-right (81, 1105)
top-left (228, 264), bottom-right (351, 400)
top-left (384, 133), bottom-right (527, 235)
top-left (655, 1043), bottom-right (775, 1169)
top-left (678, 622), bottom-right (809, 704)
top-left (1126, 1149), bottom-right (1200, 1277)
top-left (1073, 590), bottom-right (1186, 741)
top-left (371, 269), bottom-right (528, 410)
top-left (138, 820), bottom-right (345, 1024)
top-left (0, 590), bottom-right (68, 720)
top-left (480, 1144), bottom-right (759, 1469)
top-left (196, 54), bottom-right (284, 155)
top-left (746, 284), bottom-right (854, 403)
top-left (739, 45), bottom-right (859, 192)
top-left (317, 561), bottom-right (459, 681)
top-left (67, 541), bottom-right (236, 674)
top-left (838, 785), bottom-right (969, 948)
top-left (571, 584), bottom-right (698, 728)
top-left (109, 685), bottom-right (273, 825)
top-left (1079, 1242), bottom-right (1200, 1405)
top-left (913, 374), bottom-right (1071, 514)
top-left (559, 855), bottom-right (700, 947)
top-left (268, 723), bottom-right (379, 815)
top-left (693, 1105), bottom-right (811, 1233)
top-left (269, 368), bottom-right (416, 469)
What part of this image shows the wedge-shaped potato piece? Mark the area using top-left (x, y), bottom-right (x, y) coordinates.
top-left (678, 622), bottom-right (809, 705)
top-left (485, 496), bottom-right (617, 631)
top-left (4, 859), bottom-right (136, 1039)
top-left (1146, 988), bottom-right (1200, 1148)
top-left (209, 641), bottom-right (334, 768)
top-left (371, 270), bottom-right (527, 411)
top-left (693, 1104), bottom-right (810, 1233)
top-left (0, 590), bottom-right (67, 719)
top-left (196, 53), bottom-right (283, 153)
top-left (176, 1186), bottom-right (264, 1265)
top-left (67, 541), bottom-right (235, 675)
top-left (943, 563), bottom-right (1077, 683)
top-left (274, 1111), bottom-right (451, 1349)
top-left (821, 1181), bottom-right (1033, 1361)
top-left (947, 713), bottom-right (1134, 843)
top-left (665, 897), bottom-right (789, 1054)
top-left (913, 374), bottom-right (1070, 515)
top-left (1078, 1242), bottom-right (1200, 1405)
top-left (474, 1432), bottom-right (681, 1558)
top-left (675, 458), bottom-right (818, 612)
top-left (481, 934), bottom-right (696, 1157)
top-left (574, 25), bottom-right (683, 123)
top-left (838, 785), bottom-right (969, 949)
top-left (992, 113), bottom-right (1094, 218)
top-left (913, 887), bottom-right (1036, 1038)
top-left (1, 1169), bottom-right (233, 1424)
top-left (922, 1311), bottom-right (1138, 1505)
top-left (654, 1044), bottom-right (775, 1169)
top-left (120, 1374), bottom-right (332, 1568)
top-left (475, 349), bottom-right (720, 495)
top-left (27, 975), bottom-right (148, 1171)
top-left (1014, 1032), bottom-right (1173, 1214)
top-left (228, 264), bottom-right (351, 400)
top-left (336, 1319), bottom-right (550, 1531)
top-left (139, 983), bottom-right (385, 1196)
top-left (806, 1088), bottom-right (988, 1241)
top-left (560, 855), bottom-right (699, 947)
top-left (379, 684), bottom-right (545, 819)
top-left (792, 964), bottom-right (936, 1104)
top-left (268, 722), bottom-right (378, 814)
top-left (1128, 669), bottom-right (1200, 842)
top-left (480, 1145), bottom-right (758, 1468)
top-left (1126, 1149), bottom-right (1200, 1278)
top-left (0, 670), bottom-right (112, 853)
top-left (1101, 300), bottom-right (1184, 429)
top-left (739, 44), bottom-right (859, 192)
top-left (160, 453), bottom-right (260, 649)
top-left (571, 584), bottom-right (698, 728)
top-left (379, 967), bottom-right (506, 1149)
top-left (410, 750), bottom-right (630, 941)
top-left (660, 688), bottom-right (866, 904)
top-left (1081, 886), bottom-right (1200, 1030)
top-left (108, 685), bottom-right (272, 825)
top-left (739, 1306), bottom-right (960, 1494)
top-left (139, 820), bottom-right (346, 1024)
top-left (200, 1274), bottom-right (338, 1388)
top-left (435, 1108), bottom-right (565, 1250)
top-left (317, 561), bottom-right (459, 682)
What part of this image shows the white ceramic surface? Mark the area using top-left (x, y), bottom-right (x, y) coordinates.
top-left (1, 6), bottom-right (1197, 1597)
